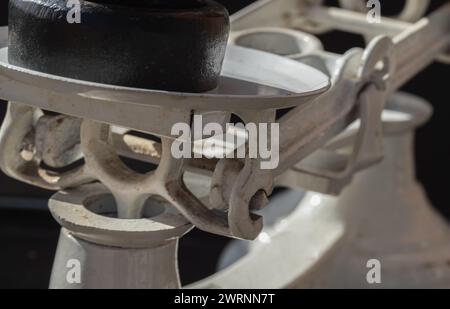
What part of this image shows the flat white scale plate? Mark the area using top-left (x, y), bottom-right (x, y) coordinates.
top-left (0, 26), bottom-right (329, 112)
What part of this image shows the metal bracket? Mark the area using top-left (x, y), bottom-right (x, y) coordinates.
top-left (279, 36), bottom-right (393, 194)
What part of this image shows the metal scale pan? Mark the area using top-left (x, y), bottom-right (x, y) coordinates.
top-left (0, 26), bottom-right (330, 132)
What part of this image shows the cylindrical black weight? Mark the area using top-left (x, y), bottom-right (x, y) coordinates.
top-left (8, 0), bottom-right (230, 92)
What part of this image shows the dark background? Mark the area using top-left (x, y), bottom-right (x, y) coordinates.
top-left (0, 0), bottom-right (449, 288)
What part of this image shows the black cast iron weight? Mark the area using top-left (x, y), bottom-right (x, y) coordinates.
top-left (8, 0), bottom-right (230, 92)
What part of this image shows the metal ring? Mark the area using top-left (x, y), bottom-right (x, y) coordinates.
top-left (230, 27), bottom-right (323, 58)
top-left (49, 183), bottom-right (192, 248)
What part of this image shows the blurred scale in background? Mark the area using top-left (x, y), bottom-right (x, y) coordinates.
top-left (0, 0), bottom-right (449, 288)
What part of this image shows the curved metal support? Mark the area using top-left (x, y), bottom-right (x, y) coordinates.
top-left (0, 102), bottom-right (93, 190)
top-left (80, 120), bottom-right (256, 239)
